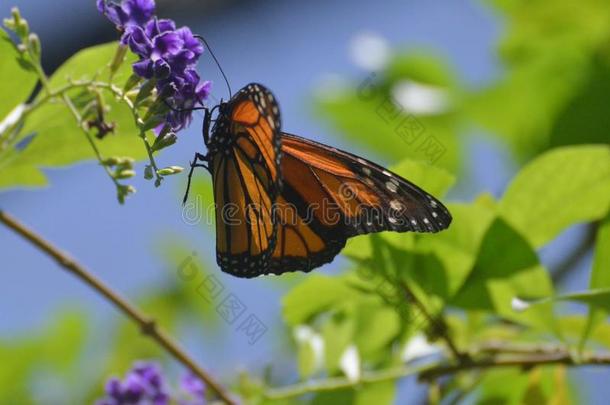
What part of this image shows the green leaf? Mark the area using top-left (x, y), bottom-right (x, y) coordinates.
top-left (549, 58), bottom-right (610, 149)
top-left (310, 389), bottom-right (355, 405)
top-left (451, 218), bottom-right (557, 332)
top-left (297, 338), bottom-right (318, 379)
top-left (47, 42), bottom-right (135, 88)
top-left (500, 145), bottom-right (610, 247)
top-left (468, 0), bottom-right (610, 159)
top-left (321, 311), bottom-right (356, 374)
top-left (580, 211), bottom-right (610, 350)
top-left (0, 28), bottom-right (37, 119)
top-left (355, 381), bottom-right (396, 405)
top-left (411, 200), bottom-right (496, 300)
top-left (353, 305), bottom-right (400, 357)
top-left (0, 42), bottom-right (146, 190)
top-left (477, 368), bottom-right (530, 405)
top-left (282, 275), bottom-right (357, 325)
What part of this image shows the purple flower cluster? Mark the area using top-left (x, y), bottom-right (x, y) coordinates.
top-left (95, 362), bottom-right (207, 405)
top-left (97, 0), bottom-right (211, 131)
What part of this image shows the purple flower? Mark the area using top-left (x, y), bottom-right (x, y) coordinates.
top-left (95, 362), bottom-right (210, 405)
top-left (98, 0), bottom-right (211, 132)
top-left (179, 373), bottom-right (207, 405)
top-left (95, 362), bottom-right (170, 405)
top-left (98, 0), bottom-right (155, 43)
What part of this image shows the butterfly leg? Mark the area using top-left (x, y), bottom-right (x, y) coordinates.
top-left (182, 152), bottom-right (209, 205)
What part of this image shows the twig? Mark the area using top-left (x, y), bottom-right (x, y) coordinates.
top-left (418, 351), bottom-right (610, 381)
top-left (399, 281), bottom-right (468, 362)
top-left (474, 341), bottom-right (566, 356)
top-left (0, 210), bottom-right (236, 405)
top-left (262, 349), bottom-right (610, 400)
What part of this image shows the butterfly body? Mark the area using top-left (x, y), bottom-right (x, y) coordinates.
top-left (187, 83), bottom-right (451, 278)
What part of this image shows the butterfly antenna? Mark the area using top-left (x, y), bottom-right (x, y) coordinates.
top-left (195, 35), bottom-right (232, 99)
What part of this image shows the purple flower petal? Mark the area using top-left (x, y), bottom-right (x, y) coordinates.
top-left (151, 31), bottom-right (183, 60)
top-left (121, 0), bottom-right (155, 27)
top-left (145, 18), bottom-right (176, 38)
top-left (104, 377), bottom-right (123, 399)
top-left (98, 0), bottom-right (129, 27)
top-left (196, 81), bottom-right (212, 101)
top-left (153, 59), bottom-right (171, 79)
top-left (133, 59), bottom-right (153, 78)
top-left (123, 373), bottom-right (146, 402)
top-left (181, 373), bottom-right (206, 398)
top-left (128, 26), bottom-right (153, 56)
top-left (175, 27), bottom-right (204, 57)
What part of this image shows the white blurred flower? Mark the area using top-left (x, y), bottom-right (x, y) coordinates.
top-left (0, 104), bottom-right (25, 136)
top-left (401, 334), bottom-right (441, 362)
top-left (339, 345), bottom-right (361, 382)
top-left (294, 325), bottom-right (314, 342)
top-left (511, 297), bottom-right (531, 312)
top-left (392, 80), bottom-right (450, 115)
top-left (294, 325), bottom-right (325, 371)
top-left (349, 31), bottom-right (390, 71)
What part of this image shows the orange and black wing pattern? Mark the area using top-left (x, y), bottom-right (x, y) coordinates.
top-left (208, 83), bottom-right (450, 278)
top-left (209, 83), bottom-right (282, 277)
top-left (266, 132), bottom-right (452, 275)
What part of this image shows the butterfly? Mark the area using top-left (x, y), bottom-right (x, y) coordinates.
top-left (184, 83), bottom-right (452, 278)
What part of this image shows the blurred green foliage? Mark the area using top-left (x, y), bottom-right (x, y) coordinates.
top-left (1, 0), bottom-right (610, 404)
top-left (0, 34), bottom-right (146, 189)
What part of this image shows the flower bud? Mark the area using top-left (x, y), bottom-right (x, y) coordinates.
top-left (158, 82), bottom-right (178, 100)
top-left (14, 13), bottom-right (29, 38)
top-left (10, 7), bottom-right (22, 24)
top-left (103, 156), bottom-right (134, 167)
top-left (156, 166), bottom-right (183, 176)
top-left (109, 45), bottom-right (128, 75)
top-left (115, 169), bottom-right (136, 179)
top-left (151, 132), bottom-right (177, 152)
top-left (3, 18), bottom-right (16, 30)
top-left (123, 74), bottom-right (142, 93)
top-left (117, 184), bottom-right (136, 204)
top-left (144, 165), bottom-right (154, 180)
top-left (102, 156), bottom-right (121, 166)
top-left (136, 79), bottom-right (157, 105)
top-left (27, 33), bottom-right (41, 61)
top-left (141, 114), bottom-right (165, 132)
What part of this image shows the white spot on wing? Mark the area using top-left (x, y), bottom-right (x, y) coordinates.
top-left (390, 200), bottom-right (402, 210)
top-left (385, 181), bottom-right (398, 193)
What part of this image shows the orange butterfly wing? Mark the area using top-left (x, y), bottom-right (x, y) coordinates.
top-left (210, 84), bottom-right (282, 277)
top-left (265, 132), bottom-right (452, 275)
